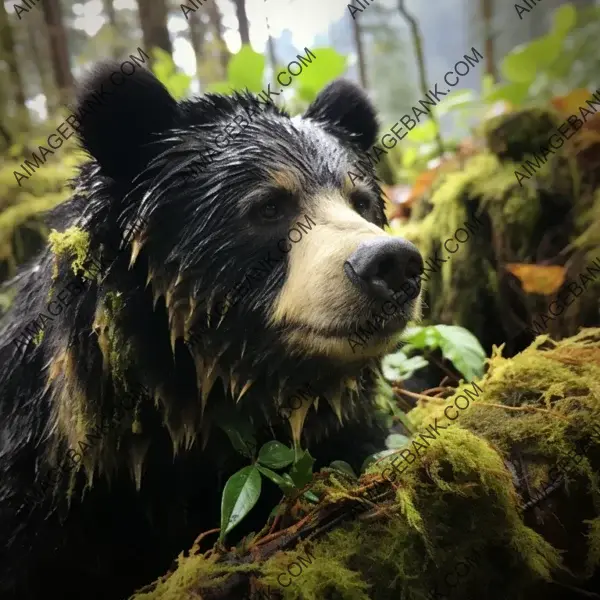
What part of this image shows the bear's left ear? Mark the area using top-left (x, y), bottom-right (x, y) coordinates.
top-left (73, 61), bottom-right (179, 182)
top-left (304, 79), bottom-right (378, 152)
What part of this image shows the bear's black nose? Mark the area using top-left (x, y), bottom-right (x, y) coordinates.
top-left (344, 237), bottom-right (423, 302)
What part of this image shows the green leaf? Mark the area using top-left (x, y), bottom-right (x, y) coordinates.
top-left (329, 460), bottom-right (357, 479)
top-left (294, 48), bottom-right (346, 103)
top-left (303, 491), bottom-right (320, 503)
top-left (150, 48), bottom-right (191, 100)
top-left (501, 34), bottom-right (563, 84)
top-left (216, 419), bottom-right (257, 459)
top-left (401, 324), bottom-right (485, 381)
top-left (382, 350), bottom-right (429, 381)
top-left (289, 450), bottom-right (315, 488)
top-left (482, 74), bottom-right (495, 97)
top-left (361, 449), bottom-right (397, 473)
top-left (484, 81), bottom-right (530, 105)
top-left (432, 325), bottom-right (486, 382)
top-left (167, 73), bottom-right (193, 100)
top-left (400, 325), bottom-right (436, 350)
top-left (402, 147), bottom-right (418, 168)
top-left (220, 466), bottom-right (262, 540)
top-left (256, 464), bottom-right (293, 489)
top-left (227, 45), bottom-right (265, 93)
top-left (435, 90), bottom-right (478, 116)
top-left (406, 119), bottom-right (437, 143)
top-left (552, 3), bottom-right (576, 36)
top-left (205, 81), bottom-right (234, 94)
top-left (500, 46), bottom-right (537, 84)
top-left (385, 434), bottom-right (410, 449)
top-left (257, 441), bottom-right (295, 469)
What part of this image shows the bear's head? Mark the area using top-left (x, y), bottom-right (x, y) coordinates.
top-left (73, 62), bottom-right (423, 379)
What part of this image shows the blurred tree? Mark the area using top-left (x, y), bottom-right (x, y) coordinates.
top-left (397, 0), bottom-right (443, 155)
top-left (480, 0), bottom-right (497, 81)
top-left (41, 0), bottom-right (73, 107)
top-left (232, 0), bottom-right (250, 46)
top-left (136, 0), bottom-right (173, 63)
top-left (102, 0), bottom-right (127, 59)
top-left (265, 30), bottom-right (277, 74)
top-left (207, 0), bottom-right (230, 77)
top-left (264, 3), bottom-right (278, 88)
top-left (350, 13), bottom-right (367, 88)
top-left (25, 8), bottom-right (57, 114)
top-left (0, 0), bottom-right (30, 130)
top-left (359, 4), bottom-right (417, 125)
top-left (188, 9), bottom-right (206, 73)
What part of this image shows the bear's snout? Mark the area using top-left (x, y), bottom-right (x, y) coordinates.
top-left (344, 237), bottom-right (423, 302)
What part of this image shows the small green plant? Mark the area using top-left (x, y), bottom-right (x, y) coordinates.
top-left (219, 436), bottom-right (316, 541)
top-left (382, 323), bottom-right (486, 383)
top-left (397, 3), bottom-right (584, 182)
top-left (151, 48), bottom-right (192, 100)
top-left (205, 45), bottom-right (347, 113)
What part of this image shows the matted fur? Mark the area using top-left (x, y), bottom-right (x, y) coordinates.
top-left (0, 62), bottom-right (421, 600)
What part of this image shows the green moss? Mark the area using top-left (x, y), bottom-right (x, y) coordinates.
top-left (585, 517), bottom-right (600, 576)
top-left (573, 186), bottom-right (600, 262)
top-left (32, 329), bottom-right (44, 346)
top-left (483, 108), bottom-right (560, 163)
top-left (48, 226), bottom-right (90, 279)
top-left (131, 552), bottom-right (260, 600)
top-left (396, 151), bottom-right (538, 332)
top-left (131, 329), bottom-right (600, 600)
top-left (393, 104), bottom-right (600, 346)
top-left (96, 291), bottom-right (134, 389)
top-left (0, 153), bottom-right (83, 284)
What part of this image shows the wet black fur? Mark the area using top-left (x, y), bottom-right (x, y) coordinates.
top-left (0, 62), bottom-right (392, 600)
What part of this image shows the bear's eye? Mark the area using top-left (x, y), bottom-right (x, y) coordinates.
top-left (351, 192), bottom-right (372, 215)
top-left (259, 201), bottom-right (280, 221)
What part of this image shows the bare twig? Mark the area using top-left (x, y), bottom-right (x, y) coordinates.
top-left (471, 401), bottom-right (571, 422)
top-left (397, 0), bottom-right (444, 156)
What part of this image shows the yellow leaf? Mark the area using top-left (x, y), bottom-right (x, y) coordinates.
top-left (551, 89), bottom-right (592, 117)
top-left (506, 263), bottom-right (566, 295)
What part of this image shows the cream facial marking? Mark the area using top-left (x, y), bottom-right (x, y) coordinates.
top-left (269, 191), bottom-right (397, 359)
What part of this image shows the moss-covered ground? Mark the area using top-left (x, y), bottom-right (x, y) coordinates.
top-left (130, 328), bottom-right (600, 600)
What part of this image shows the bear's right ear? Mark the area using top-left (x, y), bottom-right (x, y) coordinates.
top-left (73, 61), bottom-right (179, 182)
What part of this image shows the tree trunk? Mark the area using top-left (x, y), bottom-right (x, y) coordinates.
top-left (0, 0), bottom-right (30, 129)
top-left (351, 13), bottom-right (368, 89)
top-left (26, 8), bottom-right (57, 114)
top-left (207, 0), bottom-right (230, 78)
top-left (232, 0), bottom-right (250, 46)
top-left (102, 0), bottom-right (122, 59)
top-left (265, 11), bottom-right (278, 89)
top-left (41, 0), bottom-right (74, 107)
top-left (480, 0), bottom-right (497, 81)
top-left (188, 9), bottom-right (205, 73)
top-left (136, 0), bottom-right (172, 63)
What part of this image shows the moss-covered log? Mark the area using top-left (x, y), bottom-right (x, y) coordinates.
top-left (130, 328), bottom-right (600, 600)
top-left (393, 107), bottom-right (600, 356)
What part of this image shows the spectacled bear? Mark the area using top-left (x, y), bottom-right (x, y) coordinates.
top-left (0, 61), bottom-right (423, 600)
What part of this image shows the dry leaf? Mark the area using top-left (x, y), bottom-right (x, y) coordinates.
top-left (506, 263), bottom-right (566, 295)
top-left (551, 89), bottom-right (592, 117)
top-left (406, 169), bottom-right (440, 205)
